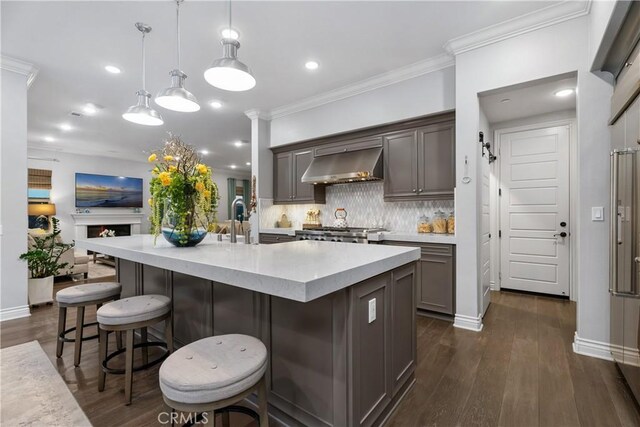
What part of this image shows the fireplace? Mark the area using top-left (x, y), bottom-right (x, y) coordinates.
top-left (87, 224), bottom-right (131, 238)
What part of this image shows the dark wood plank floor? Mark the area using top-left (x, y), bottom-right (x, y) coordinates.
top-left (1, 285), bottom-right (639, 427)
top-left (387, 291), bottom-right (640, 427)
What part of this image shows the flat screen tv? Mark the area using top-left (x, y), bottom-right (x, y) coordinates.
top-left (75, 173), bottom-right (143, 208)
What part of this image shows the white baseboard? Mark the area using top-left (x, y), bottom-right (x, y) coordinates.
top-left (572, 332), bottom-right (613, 361)
top-left (490, 281), bottom-right (500, 291)
top-left (453, 313), bottom-right (483, 332)
top-left (0, 305), bottom-right (31, 322)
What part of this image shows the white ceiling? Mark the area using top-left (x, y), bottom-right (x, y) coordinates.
top-left (479, 73), bottom-right (577, 124)
top-left (2, 1), bottom-right (559, 169)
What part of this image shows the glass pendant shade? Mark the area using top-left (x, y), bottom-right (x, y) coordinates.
top-left (204, 39), bottom-right (256, 92)
top-left (156, 70), bottom-right (200, 112)
top-left (123, 90), bottom-right (164, 126)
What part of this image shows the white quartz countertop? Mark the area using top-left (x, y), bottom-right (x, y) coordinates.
top-left (367, 231), bottom-right (456, 244)
top-left (259, 228), bottom-right (296, 236)
top-left (76, 235), bottom-right (419, 303)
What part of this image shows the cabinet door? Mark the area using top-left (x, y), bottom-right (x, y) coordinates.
top-left (293, 150), bottom-right (314, 201)
top-left (314, 136), bottom-right (383, 157)
top-left (417, 122), bottom-right (455, 199)
top-left (383, 130), bottom-right (418, 199)
top-left (625, 95), bottom-right (640, 149)
top-left (418, 245), bottom-right (454, 315)
top-left (274, 152), bottom-right (293, 203)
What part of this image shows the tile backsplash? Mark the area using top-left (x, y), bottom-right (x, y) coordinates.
top-left (260, 181), bottom-right (454, 231)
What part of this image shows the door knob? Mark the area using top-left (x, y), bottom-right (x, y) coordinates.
top-left (554, 232), bottom-right (568, 238)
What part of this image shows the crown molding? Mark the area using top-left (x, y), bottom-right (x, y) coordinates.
top-left (1, 55), bottom-right (39, 88)
top-left (443, 0), bottom-right (592, 56)
top-left (245, 109), bottom-right (272, 121)
top-left (268, 53), bottom-right (454, 120)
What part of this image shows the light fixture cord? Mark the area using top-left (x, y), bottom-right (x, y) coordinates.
top-left (176, 0), bottom-right (181, 70)
top-left (228, 0), bottom-right (232, 33)
top-left (141, 30), bottom-right (146, 90)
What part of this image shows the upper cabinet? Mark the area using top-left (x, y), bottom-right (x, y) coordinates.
top-left (273, 149), bottom-right (325, 204)
top-left (383, 120), bottom-right (455, 201)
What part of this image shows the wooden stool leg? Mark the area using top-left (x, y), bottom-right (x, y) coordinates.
top-left (96, 304), bottom-right (102, 342)
top-left (221, 411), bottom-right (230, 427)
top-left (56, 306), bottom-right (67, 358)
top-left (116, 331), bottom-right (123, 350)
top-left (98, 328), bottom-right (108, 391)
top-left (124, 329), bottom-right (135, 405)
top-left (74, 305), bottom-right (85, 367)
top-left (141, 327), bottom-right (149, 365)
top-left (207, 410), bottom-right (216, 427)
top-left (164, 315), bottom-right (174, 353)
top-left (258, 377), bottom-right (269, 427)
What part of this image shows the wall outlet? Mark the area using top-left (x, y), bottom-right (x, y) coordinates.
top-left (592, 207), bottom-right (604, 221)
top-left (368, 298), bottom-right (376, 323)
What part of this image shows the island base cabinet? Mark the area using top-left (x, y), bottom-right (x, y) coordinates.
top-left (116, 259), bottom-right (416, 427)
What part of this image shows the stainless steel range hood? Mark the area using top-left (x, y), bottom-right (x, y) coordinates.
top-left (301, 147), bottom-right (383, 184)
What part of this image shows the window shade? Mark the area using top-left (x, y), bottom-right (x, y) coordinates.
top-left (28, 168), bottom-right (52, 189)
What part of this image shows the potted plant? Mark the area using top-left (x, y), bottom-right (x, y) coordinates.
top-left (20, 217), bottom-right (73, 306)
top-left (148, 134), bottom-right (219, 247)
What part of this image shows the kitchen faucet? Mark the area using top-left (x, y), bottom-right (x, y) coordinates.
top-left (230, 196), bottom-right (249, 243)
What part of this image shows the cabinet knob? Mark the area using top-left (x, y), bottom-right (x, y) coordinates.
top-left (412, 189), bottom-right (416, 193)
top-left (625, 61), bottom-right (633, 67)
top-left (418, 188), bottom-right (423, 193)
top-left (343, 148), bottom-right (348, 152)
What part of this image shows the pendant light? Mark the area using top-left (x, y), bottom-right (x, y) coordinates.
top-left (156, 0), bottom-right (200, 112)
top-left (204, 0), bottom-right (256, 91)
top-left (123, 23), bottom-right (164, 126)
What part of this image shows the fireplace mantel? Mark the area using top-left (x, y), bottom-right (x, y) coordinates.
top-left (71, 212), bottom-right (145, 252)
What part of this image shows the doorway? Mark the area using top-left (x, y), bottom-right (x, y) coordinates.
top-left (479, 72), bottom-right (577, 300)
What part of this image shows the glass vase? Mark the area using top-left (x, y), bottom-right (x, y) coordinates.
top-left (161, 197), bottom-right (208, 247)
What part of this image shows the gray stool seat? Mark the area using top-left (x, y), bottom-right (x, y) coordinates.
top-left (56, 282), bottom-right (121, 305)
top-left (97, 294), bottom-right (170, 326)
top-left (159, 334), bottom-right (267, 404)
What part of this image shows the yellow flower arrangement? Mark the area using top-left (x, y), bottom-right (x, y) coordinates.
top-left (148, 134), bottom-right (219, 246)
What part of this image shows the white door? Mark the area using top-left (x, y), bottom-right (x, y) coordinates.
top-left (481, 146), bottom-right (491, 314)
top-left (499, 125), bottom-right (570, 296)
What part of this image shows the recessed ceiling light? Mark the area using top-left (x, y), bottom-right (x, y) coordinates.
top-left (554, 89), bottom-right (574, 97)
top-left (59, 123), bottom-right (72, 131)
top-left (500, 98), bottom-right (511, 103)
top-left (105, 65), bottom-right (121, 74)
top-left (305, 61), bottom-right (319, 70)
top-left (221, 28), bottom-right (239, 40)
top-left (234, 141), bottom-right (244, 147)
top-left (199, 149), bottom-right (209, 155)
top-left (44, 136), bottom-right (55, 142)
top-left (83, 103), bottom-right (98, 115)
top-left (246, 162), bottom-right (251, 166)
top-left (210, 100), bottom-right (223, 109)
top-left (230, 164), bottom-right (237, 169)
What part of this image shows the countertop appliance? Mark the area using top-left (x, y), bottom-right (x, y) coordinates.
top-left (610, 146), bottom-right (640, 402)
top-left (295, 226), bottom-right (386, 244)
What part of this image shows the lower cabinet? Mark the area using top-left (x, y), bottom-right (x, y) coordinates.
top-left (383, 241), bottom-right (455, 316)
top-left (259, 233), bottom-right (296, 244)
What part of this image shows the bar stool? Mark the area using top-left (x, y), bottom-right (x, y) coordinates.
top-left (159, 334), bottom-right (268, 427)
top-left (97, 294), bottom-right (173, 405)
top-left (55, 282), bottom-right (121, 367)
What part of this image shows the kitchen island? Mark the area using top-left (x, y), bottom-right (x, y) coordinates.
top-left (76, 235), bottom-right (420, 427)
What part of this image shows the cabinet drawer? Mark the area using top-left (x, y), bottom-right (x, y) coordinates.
top-left (314, 136), bottom-right (382, 157)
top-left (259, 233), bottom-right (295, 244)
top-left (612, 44), bottom-right (640, 123)
top-left (383, 241), bottom-right (453, 256)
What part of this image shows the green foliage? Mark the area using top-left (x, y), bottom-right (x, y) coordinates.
top-left (19, 217), bottom-right (73, 278)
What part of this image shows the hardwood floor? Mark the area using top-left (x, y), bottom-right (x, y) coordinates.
top-left (388, 291), bottom-right (640, 427)
top-left (1, 287), bottom-right (639, 427)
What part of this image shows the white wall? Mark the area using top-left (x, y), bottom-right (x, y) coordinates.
top-left (270, 66), bottom-right (455, 146)
top-left (1, 68), bottom-right (30, 320)
top-left (27, 149), bottom-right (153, 243)
top-left (454, 15), bottom-right (615, 346)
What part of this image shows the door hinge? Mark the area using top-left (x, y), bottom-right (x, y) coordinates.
top-left (488, 233), bottom-right (492, 239)
top-left (498, 188), bottom-right (502, 196)
top-left (499, 271), bottom-right (502, 280)
top-left (499, 230), bottom-right (502, 238)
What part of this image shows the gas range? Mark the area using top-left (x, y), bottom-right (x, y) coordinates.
top-left (295, 227), bottom-right (386, 244)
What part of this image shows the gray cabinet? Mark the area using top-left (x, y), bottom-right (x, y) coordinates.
top-left (383, 120), bottom-right (455, 201)
top-left (314, 135), bottom-right (382, 157)
top-left (273, 150), bottom-right (325, 204)
top-left (383, 242), bottom-right (455, 316)
top-left (259, 233), bottom-right (296, 244)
